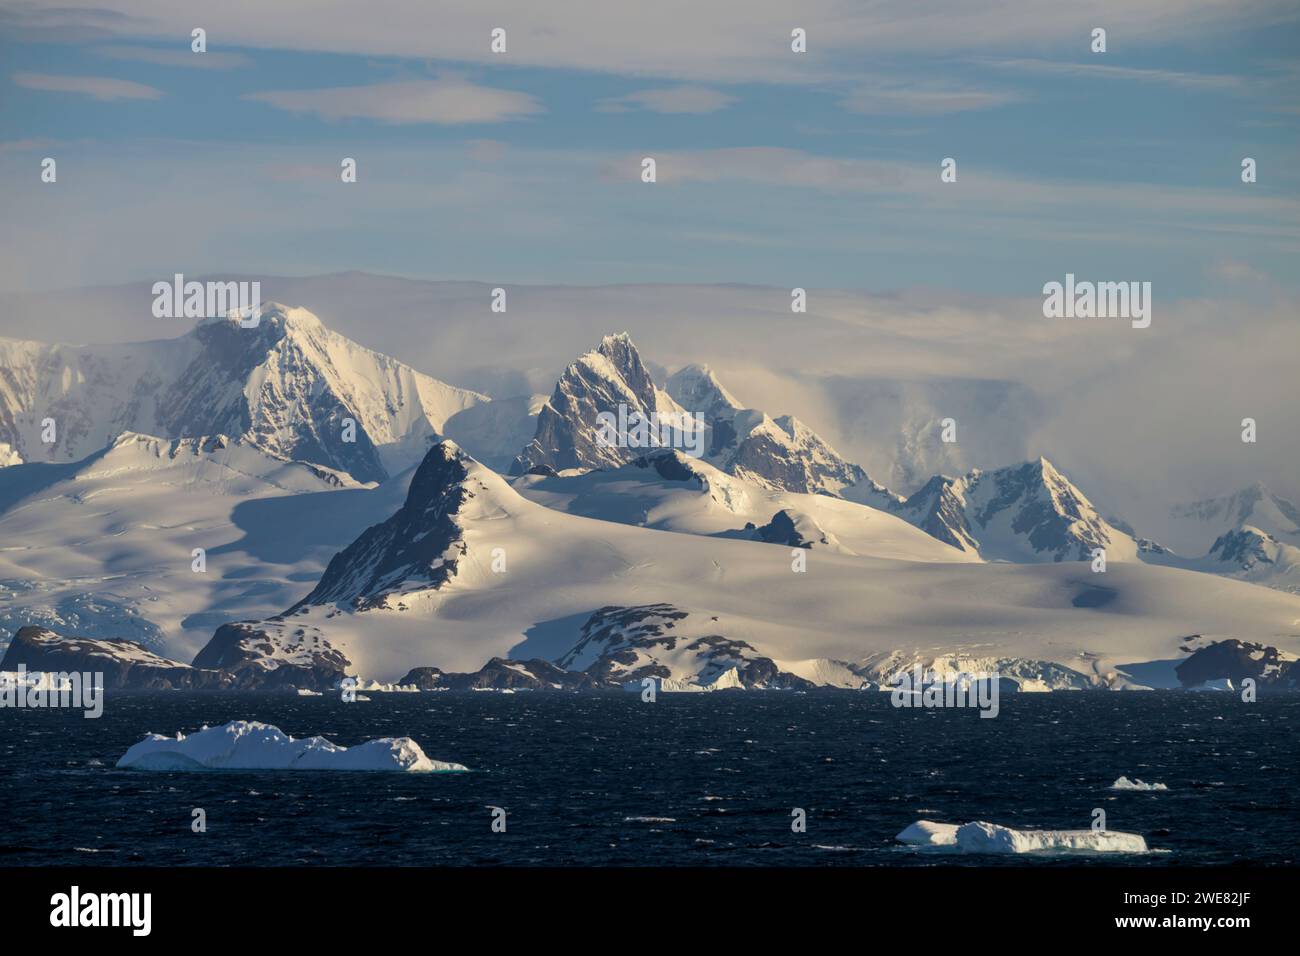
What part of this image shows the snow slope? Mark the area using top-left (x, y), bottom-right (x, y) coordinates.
top-left (511, 448), bottom-right (972, 563)
top-left (0, 431), bottom-right (405, 658)
top-left (214, 441), bottom-right (1300, 685)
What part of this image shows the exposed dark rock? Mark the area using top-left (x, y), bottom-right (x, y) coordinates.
top-left (751, 509), bottom-right (826, 548)
top-left (398, 658), bottom-right (608, 691)
top-left (0, 626), bottom-right (226, 690)
top-left (192, 622), bottom-right (349, 690)
top-left (293, 441), bottom-right (472, 610)
top-left (558, 604), bottom-right (814, 689)
top-left (1175, 639), bottom-right (1299, 689)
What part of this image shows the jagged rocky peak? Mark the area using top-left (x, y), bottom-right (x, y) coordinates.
top-left (292, 440), bottom-right (508, 611)
top-left (1209, 525), bottom-right (1279, 569)
top-left (665, 363), bottom-right (880, 499)
top-left (896, 457), bottom-right (1135, 563)
top-left (511, 332), bottom-right (683, 475)
top-left (896, 472), bottom-right (978, 553)
top-left (1200, 525), bottom-right (1300, 592)
top-left (512, 334), bottom-right (889, 500)
top-left (665, 364), bottom-right (743, 422)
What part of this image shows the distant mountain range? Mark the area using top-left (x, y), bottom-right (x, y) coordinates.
top-left (2, 303), bottom-right (1299, 692)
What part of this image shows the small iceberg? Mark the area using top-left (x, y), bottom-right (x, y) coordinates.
top-left (115, 720), bottom-right (468, 773)
top-left (1110, 775), bottom-right (1168, 791)
top-left (896, 819), bottom-right (1147, 854)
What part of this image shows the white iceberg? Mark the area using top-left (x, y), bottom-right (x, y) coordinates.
top-left (896, 819), bottom-right (1147, 854)
top-left (895, 820), bottom-right (960, 846)
top-left (115, 720), bottom-right (468, 773)
top-left (1110, 775), bottom-right (1168, 791)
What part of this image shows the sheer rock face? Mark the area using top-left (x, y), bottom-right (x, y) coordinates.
top-left (294, 441), bottom-right (473, 610)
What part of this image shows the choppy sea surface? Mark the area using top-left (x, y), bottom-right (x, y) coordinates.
top-left (1, 691), bottom-right (1295, 866)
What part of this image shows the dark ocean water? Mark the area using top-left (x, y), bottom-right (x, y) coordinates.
top-left (1, 692), bottom-right (1295, 866)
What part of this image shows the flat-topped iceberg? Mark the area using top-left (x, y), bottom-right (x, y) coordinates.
top-left (115, 720), bottom-right (468, 773)
top-left (896, 819), bottom-right (1148, 854)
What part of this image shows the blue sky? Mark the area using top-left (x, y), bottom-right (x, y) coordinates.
top-left (1, 0), bottom-right (1296, 296)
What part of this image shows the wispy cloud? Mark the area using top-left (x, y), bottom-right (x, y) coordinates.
top-left (597, 86), bottom-right (737, 114)
top-left (96, 45), bottom-right (252, 69)
top-left (14, 0), bottom-right (1293, 84)
top-left (245, 77), bottom-right (542, 124)
top-left (982, 58), bottom-right (1247, 90)
top-left (841, 83), bottom-right (1019, 115)
top-left (607, 145), bottom-right (1300, 232)
top-left (13, 71), bottom-right (162, 101)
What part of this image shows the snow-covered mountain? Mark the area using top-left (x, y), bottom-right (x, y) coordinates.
top-left (665, 363), bottom-right (898, 505)
top-left (1165, 484), bottom-right (1300, 554)
top-left (0, 303), bottom-right (486, 482)
top-left (510, 334), bottom-right (896, 506)
top-left (1140, 525), bottom-right (1300, 595)
top-left (891, 458), bottom-right (1139, 563)
top-left (0, 430), bottom-right (402, 657)
top-left (199, 440), bottom-right (1300, 689)
top-left (511, 333), bottom-right (687, 474)
top-left (1202, 527), bottom-right (1300, 593)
